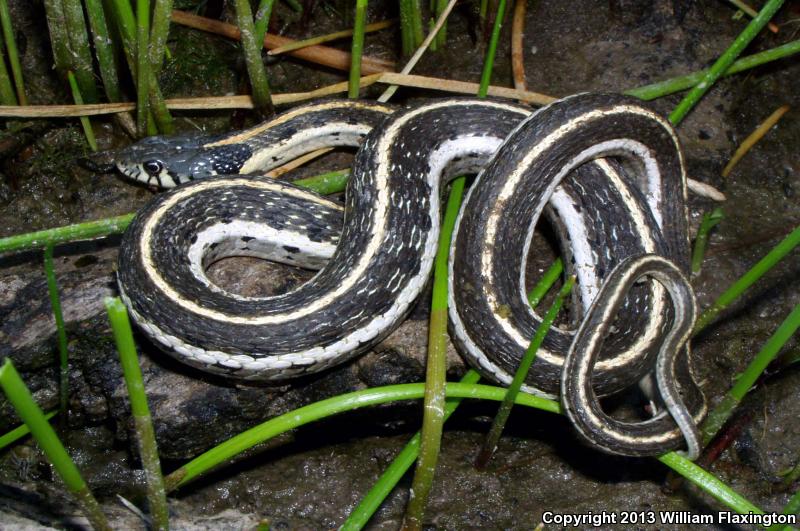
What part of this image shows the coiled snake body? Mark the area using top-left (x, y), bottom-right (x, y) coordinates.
top-left (115, 94), bottom-right (705, 457)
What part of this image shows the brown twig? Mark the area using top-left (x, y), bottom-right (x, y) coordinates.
top-left (379, 73), bottom-right (555, 104)
top-left (170, 10), bottom-right (395, 75)
top-left (510, 0), bottom-right (527, 91)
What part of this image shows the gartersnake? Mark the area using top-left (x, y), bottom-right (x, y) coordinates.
top-left (114, 95), bottom-right (705, 457)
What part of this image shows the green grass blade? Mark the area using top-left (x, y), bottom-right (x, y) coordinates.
top-left (43, 244), bottom-right (70, 428)
top-left (234, 0), bottom-right (274, 116)
top-left (0, 214), bottom-right (135, 254)
top-left (475, 276), bottom-right (575, 469)
top-left (700, 301), bottom-right (800, 446)
top-left (43, 0), bottom-right (71, 73)
top-left (149, 0), bottom-right (174, 79)
top-left (344, 254), bottom-right (566, 528)
top-left (67, 71), bottom-right (98, 151)
top-left (403, 1), bottom-right (508, 525)
top-left (0, 30), bottom-right (16, 105)
top-left (691, 208), bottom-right (724, 273)
top-left (432, 0), bottom-right (448, 47)
top-left (163, 383), bottom-right (561, 491)
top-left (477, 0), bottom-right (507, 98)
top-left (136, 0), bottom-right (154, 136)
top-left (404, 177), bottom-right (465, 530)
top-left (0, 359), bottom-right (112, 531)
top-left (159, 380), bottom-right (766, 521)
top-left (527, 258), bottom-right (564, 310)
top-left (658, 452), bottom-right (765, 515)
top-left (0, 0), bottom-right (25, 104)
top-left (61, 0), bottom-right (98, 103)
top-left (398, 0), bottom-right (423, 55)
top-left (293, 169), bottom-right (349, 194)
top-left (694, 224), bottom-right (800, 335)
top-left (148, 0), bottom-right (175, 133)
top-left (669, 0), bottom-right (785, 124)
top-left (340, 371), bottom-right (482, 531)
top-left (83, 0), bottom-right (122, 102)
top-left (627, 40), bottom-right (800, 101)
top-left (254, 0), bottom-right (277, 46)
top-left (0, 166), bottom-right (353, 256)
top-left (0, 412), bottom-right (57, 451)
top-left (105, 297), bottom-right (169, 531)
top-left (348, 0), bottom-right (367, 99)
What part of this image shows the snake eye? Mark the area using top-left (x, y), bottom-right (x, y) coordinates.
top-left (143, 160), bottom-right (164, 176)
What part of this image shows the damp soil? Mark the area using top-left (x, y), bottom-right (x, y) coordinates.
top-left (1, 0), bottom-right (799, 529)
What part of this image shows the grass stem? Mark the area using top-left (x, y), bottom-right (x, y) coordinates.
top-left (691, 208), bottom-right (724, 274)
top-left (67, 71), bottom-right (98, 151)
top-left (149, 0), bottom-right (175, 80)
top-left (43, 245), bottom-right (69, 429)
top-left (234, 0), bottom-right (274, 116)
top-left (477, 0), bottom-right (507, 98)
top-left (693, 224), bottom-right (800, 334)
top-left (43, 0), bottom-right (71, 73)
top-left (0, 0), bottom-right (25, 104)
top-left (136, 0), bottom-right (154, 135)
top-left (340, 371), bottom-right (482, 531)
top-left (0, 359), bottom-right (112, 531)
top-left (668, 0), bottom-right (785, 124)
top-left (160, 381), bottom-right (764, 519)
top-left (83, 0), bottom-right (122, 103)
top-left (431, 0), bottom-right (448, 47)
top-left (254, 0), bottom-right (277, 46)
top-left (61, 0), bottom-right (98, 103)
top-left (105, 298), bottom-right (169, 531)
top-left (0, 32), bottom-right (16, 105)
top-left (147, 0), bottom-right (175, 133)
top-left (403, 2), bottom-right (508, 525)
top-left (348, 0), bottom-right (367, 99)
top-left (164, 383), bottom-right (561, 492)
top-left (403, 178), bottom-right (465, 530)
top-left (0, 412), bottom-right (57, 451)
top-left (475, 277), bottom-right (574, 469)
top-left (700, 301), bottom-right (800, 446)
top-left (627, 39), bottom-right (800, 101)
top-left (527, 258), bottom-right (563, 309)
top-left (398, 0), bottom-right (424, 55)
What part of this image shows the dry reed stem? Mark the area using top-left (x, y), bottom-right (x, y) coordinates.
top-left (0, 72), bottom-right (555, 117)
top-left (511, 0), bottom-right (527, 91)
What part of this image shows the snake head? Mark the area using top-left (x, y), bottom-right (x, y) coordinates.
top-left (108, 135), bottom-right (254, 189)
top-left (110, 134), bottom-right (209, 188)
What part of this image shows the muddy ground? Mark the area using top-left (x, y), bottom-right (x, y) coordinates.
top-left (0, 0), bottom-right (799, 529)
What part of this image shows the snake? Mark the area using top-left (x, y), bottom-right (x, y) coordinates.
top-left (113, 94), bottom-right (705, 457)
